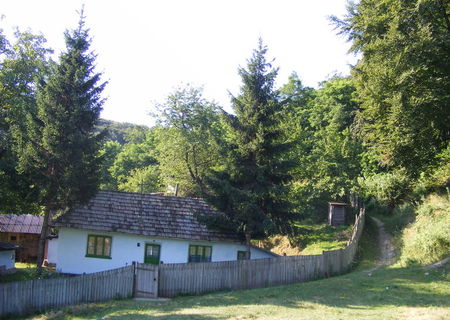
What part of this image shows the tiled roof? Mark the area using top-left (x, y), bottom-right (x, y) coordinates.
top-left (0, 241), bottom-right (21, 251)
top-left (54, 190), bottom-right (241, 243)
top-left (0, 214), bottom-right (43, 234)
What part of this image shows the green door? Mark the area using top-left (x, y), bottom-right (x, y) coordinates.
top-left (144, 244), bottom-right (161, 265)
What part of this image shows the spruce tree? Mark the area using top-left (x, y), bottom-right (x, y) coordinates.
top-left (204, 40), bottom-right (294, 258)
top-left (12, 11), bottom-right (106, 272)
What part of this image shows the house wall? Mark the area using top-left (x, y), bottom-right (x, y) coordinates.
top-left (46, 238), bottom-right (58, 265)
top-left (0, 250), bottom-right (15, 270)
top-left (56, 228), bottom-right (274, 274)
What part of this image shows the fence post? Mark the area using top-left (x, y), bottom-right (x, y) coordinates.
top-left (132, 261), bottom-right (137, 298)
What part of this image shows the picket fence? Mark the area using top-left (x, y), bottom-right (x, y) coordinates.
top-left (0, 208), bottom-right (365, 317)
top-left (0, 265), bottom-right (134, 317)
top-left (158, 207), bottom-right (365, 297)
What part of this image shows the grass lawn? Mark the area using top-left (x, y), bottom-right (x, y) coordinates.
top-left (0, 262), bottom-right (62, 283)
top-left (9, 264), bottom-right (449, 320)
top-left (9, 215), bottom-right (449, 320)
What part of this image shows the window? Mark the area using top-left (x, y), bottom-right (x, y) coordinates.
top-left (237, 250), bottom-right (247, 260)
top-left (188, 245), bottom-right (212, 263)
top-left (144, 244), bottom-right (161, 265)
top-left (86, 235), bottom-right (112, 259)
top-left (10, 236), bottom-right (17, 241)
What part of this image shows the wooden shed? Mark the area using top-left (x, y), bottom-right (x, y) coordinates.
top-left (328, 202), bottom-right (348, 226)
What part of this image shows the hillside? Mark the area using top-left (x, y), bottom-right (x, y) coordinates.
top-left (96, 119), bottom-right (150, 144)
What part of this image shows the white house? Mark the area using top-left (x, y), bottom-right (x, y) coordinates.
top-left (0, 242), bottom-right (20, 274)
top-left (53, 190), bottom-right (277, 274)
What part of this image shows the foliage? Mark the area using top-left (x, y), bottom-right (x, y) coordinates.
top-left (108, 130), bottom-right (159, 191)
top-left (96, 119), bottom-right (150, 145)
top-left (333, 0), bottom-right (450, 177)
top-left (98, 140), bottom-right (122, 190)
top-left (0, 29), bottom-right (53, 214)
top-left (360, 168), bottom-right (412, 210)
top-left (204, 40), bottom-right (296, 246)
top-left (285, 76), bottom-right (363, 221)
top-left (153, 85), bottom-right (222, 196)
top-left (0, 263), bottom-right (63, 283)
top-left (118, 165), bottom-right (161, 193)
top-left (399, 194), bottom-right (450, 266)
top-left (12, 15), bottom-right (106, 209)
top-left (9, 12), bottom-right (106, 269)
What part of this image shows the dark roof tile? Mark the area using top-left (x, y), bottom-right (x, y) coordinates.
top-left (0, 214), bottom-right (43, 234)
top-left (54, 190), bottom-right (240, 243)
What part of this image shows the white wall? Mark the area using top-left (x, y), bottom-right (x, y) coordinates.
top-left (46, 238), bottom-right (58, 265)
top-left (0, 250), bottom-right (15, 270)
top-left (56, 228), bottom-right (275, 274)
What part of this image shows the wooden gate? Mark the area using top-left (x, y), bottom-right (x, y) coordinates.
top-left (134, 263), bottom-right (159, 298)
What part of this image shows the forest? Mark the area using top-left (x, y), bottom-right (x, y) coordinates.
top-left (1, 1), bottom-right (449, 266)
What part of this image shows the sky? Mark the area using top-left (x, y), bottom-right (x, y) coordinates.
top-left (1, 0), bottom-right (357, 126)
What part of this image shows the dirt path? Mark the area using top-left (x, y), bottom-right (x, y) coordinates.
top-left (366, 217), bottom-right (396, 273)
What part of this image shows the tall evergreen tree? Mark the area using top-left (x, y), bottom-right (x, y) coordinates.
top-left (11, 11), bottom-right (106, 271)
top-left (204, 40), bottom-right (295, 258)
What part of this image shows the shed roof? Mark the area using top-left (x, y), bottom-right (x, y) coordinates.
top-left (0, 214), bottom-right (43, 234)
top-left (0, 241), bottom-right (21, 251)
top-left (328, 202), bottom-right (349, 206)
top-left (54, 190), bottom-right (241, 243)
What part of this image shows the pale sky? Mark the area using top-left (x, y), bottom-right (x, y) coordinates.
top-left (1, 0), bottom-right (356, 126)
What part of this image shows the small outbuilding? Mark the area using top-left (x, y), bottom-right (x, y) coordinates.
top-left (328, 202), bottom-right (349, 226)
top-left (0, 214), bottom-right (43, 262)
top-left (0, 241), bottom-right (20, 274)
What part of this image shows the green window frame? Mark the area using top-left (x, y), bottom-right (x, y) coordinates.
top-left (188, 245), bottom-right (212, 263)
top-left (86, 235), bottom-right (112, 259)
top-left (237, 250), bottom-right (247, 260)
top-left (144, 243), bottom-right (161, 265)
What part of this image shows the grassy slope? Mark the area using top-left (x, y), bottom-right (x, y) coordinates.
top-left (11, 217), bottom-right (450, 320)
top-left (258, 223), bottom-right (353, 256)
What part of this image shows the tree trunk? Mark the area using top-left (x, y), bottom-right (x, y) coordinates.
top-left (245, 233), bottom-right (252, 260)
top-left (36, 206), bottom-right (52, 275)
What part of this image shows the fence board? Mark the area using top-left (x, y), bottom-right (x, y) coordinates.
top-left (157, 208), bottom-right (365, 297)
top-left (0, 265), bottom-right (134, 317)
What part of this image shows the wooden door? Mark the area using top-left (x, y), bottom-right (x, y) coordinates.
top-left (135, 263), bottom-right (159, 298)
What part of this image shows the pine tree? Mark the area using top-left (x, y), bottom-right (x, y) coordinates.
top-left (12, 10), bottom-right (106, 272)
top-left (204, 40), bottom-right (295, 258)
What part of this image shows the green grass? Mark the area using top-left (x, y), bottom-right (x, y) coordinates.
top-left (9, 215), bottom-right (449, 320)
top-left (397, 194), bottom-right (450, 266)
top-left (0, 262), bottom-right (63, 283)
top-left (295, 223), bottom-right (353, 255)
top-left (10, 265), bottom-right (449, 320)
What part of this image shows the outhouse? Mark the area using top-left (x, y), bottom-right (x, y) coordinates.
top-left (328, 202), bottom-right (348, 226)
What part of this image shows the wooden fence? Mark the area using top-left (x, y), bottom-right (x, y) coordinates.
top-left (0, 265), bottom-right (134, 317)
top-left (157, 208), bottom-right (365, 297)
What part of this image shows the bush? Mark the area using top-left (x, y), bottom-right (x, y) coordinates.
top-left (399, 194), bottom-right (450, 266)
top-left (360, 169), bottom-right (412, 211)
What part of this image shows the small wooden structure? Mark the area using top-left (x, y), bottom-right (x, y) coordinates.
top-left (328, 202), bottom-right (348, 226)
top-left (0, 214), bottom-right (43, 262)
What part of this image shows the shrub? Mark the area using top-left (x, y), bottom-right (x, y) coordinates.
top-left (399, 194), bottom-right (450, 266)
top-left (360, 169), bottom-right (412, 212)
